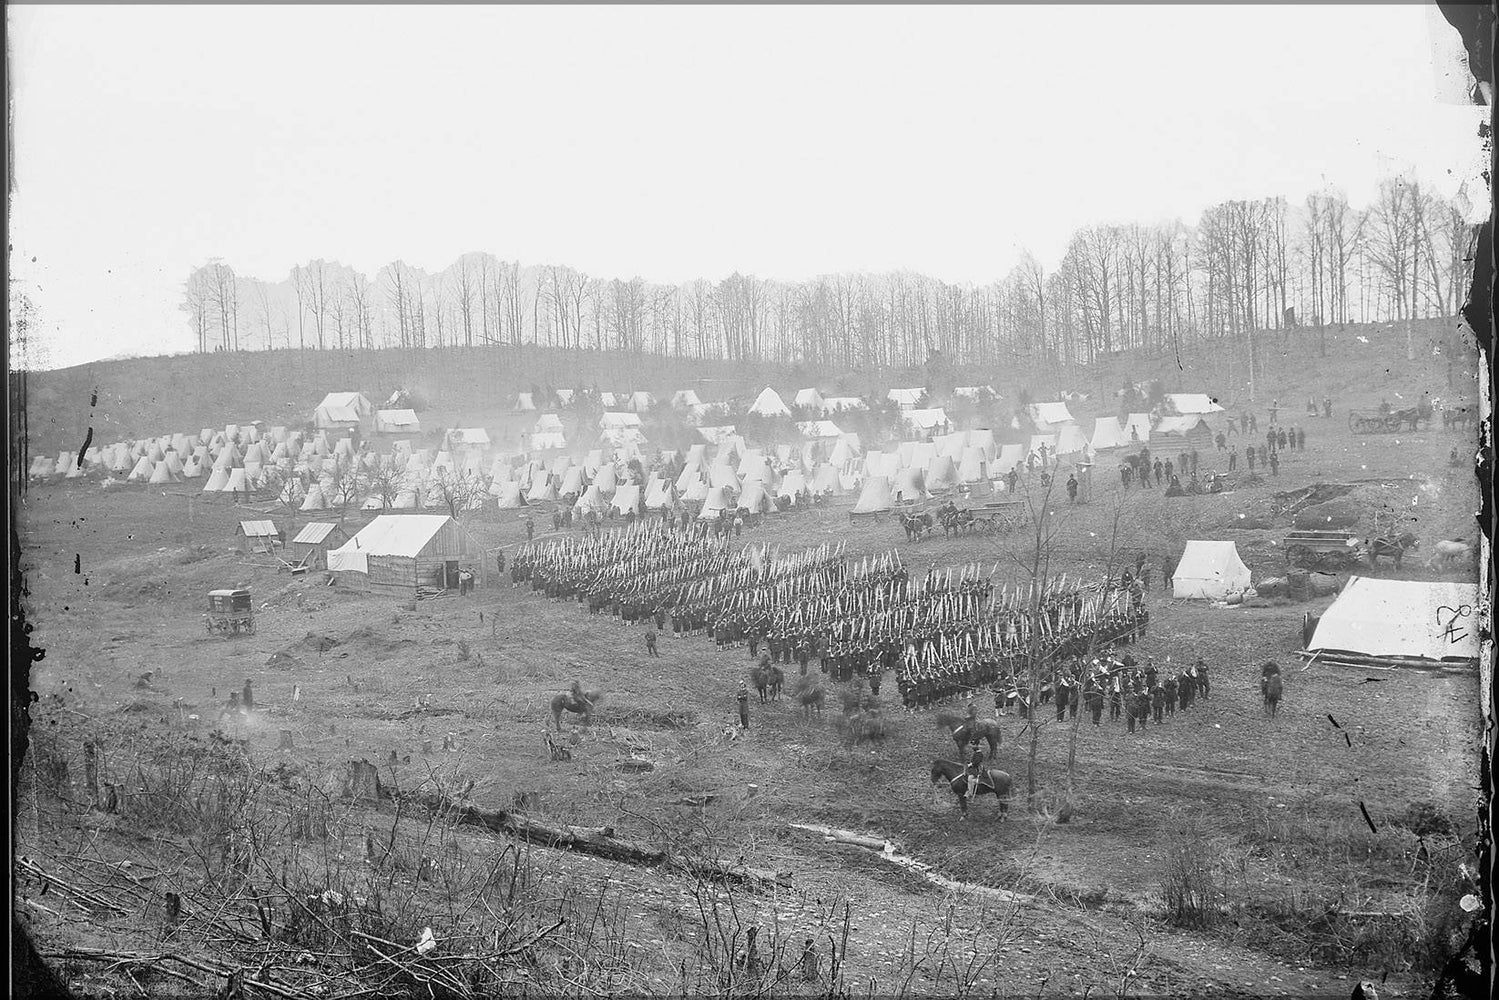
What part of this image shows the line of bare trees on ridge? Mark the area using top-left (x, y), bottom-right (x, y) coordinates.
top-left (183, 174), bottom-right (1473, 369)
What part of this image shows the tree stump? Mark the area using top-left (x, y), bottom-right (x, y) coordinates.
top-left (343, 760), bottom-right (382, 801)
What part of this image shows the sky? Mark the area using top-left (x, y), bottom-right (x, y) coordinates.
top-left (7, 4), bottom-right (1489, 370)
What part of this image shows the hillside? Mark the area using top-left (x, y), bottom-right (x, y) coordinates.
top-left (13, 317), bottom-right (1474, 464)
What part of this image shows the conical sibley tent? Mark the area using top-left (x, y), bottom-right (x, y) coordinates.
top-left (810, 464), bottom-right (844, 494)
top-left (748, 387), bottom-right (791, 417)
top-left (925, 454), bottom-right (958, 492)
top-left (852, 476), bottom-right (894, 514)
top-left (891, 467), bottom-right (925, 503)
top-left (574, 484), bottom-right (609, 514)
top-left (1090, 417), bottom-right (1127, 451)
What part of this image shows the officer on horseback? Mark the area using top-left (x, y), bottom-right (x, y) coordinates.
top-left (965, 744), bottom-right (986, 801)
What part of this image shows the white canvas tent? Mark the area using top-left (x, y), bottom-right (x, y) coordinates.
top-left (1171, 541), bottom-right (1252, 600)
top-left (375, 409), bottom-right (421, 434)
top-left (493, 481), bottom-right (526, 509)
top-left (1054, 423), bottom-right (1090, 456)
top-left (925, 454), bottom-right (958, 492)
top-left (891, 467), bottom-right (925, 503)
top-left (748, 387), bottom-right (791, 418)
top-left (903, 408), bottom-right (949, 432)
top-left (852, 475), bottom-right (894, 514)
top-left (1027, 401), bottom-right (1074, 428)
top-left (797, 420), bottom-right (843, 439)
top-left (794, 388), bottom-right (826, 411)
top-left (671, 389), bottom-right (703, 409)
top-left (1123, 413), bottom-right (1152, 444)
top-left (610, 484), bottom-right (643, 515)
top-left (810, 464), bottom-right (844, 494)
top-left (1090, 417), bottom-right (1128, 451)
top-left (700, 486), bottom-right (732, 518)
top-left (739, 481), bottom-right (771, 513)
top-left (574, 484), bottom-right (608, 515)
top-left (1305, 577), bottom-right (1481, 664)
top-left (534, 413), bottom-right (564, 433)
top-left (313, 393), bottom-right (373, 431)
top-left (887, 387), bottom-right (925, 409)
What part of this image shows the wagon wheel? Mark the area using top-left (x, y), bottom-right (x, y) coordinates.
top-left (244, 618), bottom-right (255, 635)
top-left (1382, 414), bottom-right (1403, 432)
top-left (1347, 413), bottom-right (1361, 433)
top-left (1285, 544), bottom-right (1307, 566)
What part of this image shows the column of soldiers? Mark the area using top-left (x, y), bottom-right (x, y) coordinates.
top-left (513, 523), bottom-right (1151, 717)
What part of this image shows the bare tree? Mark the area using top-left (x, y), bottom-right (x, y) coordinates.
top-left (182, 266), bottom-right (214, 353)
top-left (427, 469), bottom-right (489, 520)
top-left (454, 253), bottom-right (478, 347)
top-left (1000, 462), bottom-right (1071, 804)
top-left (325, 461), bottom-right (369, 524)
top-left (366, 465), bottom-right (410, 511)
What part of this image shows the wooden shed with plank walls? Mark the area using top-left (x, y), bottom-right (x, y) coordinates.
top-left (236, 520), bottom-right (282, 555)
top-left (289, 521), bottom-right (350, 570)
top-left (327, 514), bottom-right (487, 596)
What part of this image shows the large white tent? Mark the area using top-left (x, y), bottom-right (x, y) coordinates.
top-left (1171, 541), bottom-right (1252, 600)
top-left (1306, 577), bottom-right (1481, 664)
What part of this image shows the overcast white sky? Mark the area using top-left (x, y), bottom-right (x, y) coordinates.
top-left (7, 4), bottom-right (1488, 370)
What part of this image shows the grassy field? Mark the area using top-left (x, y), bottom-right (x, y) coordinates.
top-left (13, 321), bottom-right (1488, 998)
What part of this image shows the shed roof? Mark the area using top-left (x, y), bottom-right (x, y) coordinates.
top-left (335, 514), bottom-right (458, 557)
top-left (238, 520), bottom-right (280, 537)
top-left (292, 522), bottom-right (342, 545)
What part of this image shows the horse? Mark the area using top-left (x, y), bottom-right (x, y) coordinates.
top-left (934, 711), bottom-right (1001, 758)
top-left (550, 688), bottom-right (604, 731)
top-left (940, 509), bottom-right (975, 539)
top-left (750, 663), bottom-right (784, 703)
top-left (930, 758), bottom-right (966, 804)
top-left (899, 512), bottom-right (935, 542)
top-left (1426, 538), bottom-right (1473, 571)
top-left (1362, 532), bottom-right (1418, 570)
top-left (947, 768), bottom-right (1012, 818)
top-left (791, 676), bottom-right (825, 720)
top-left (1262, 674), bottom-right (1283, 719)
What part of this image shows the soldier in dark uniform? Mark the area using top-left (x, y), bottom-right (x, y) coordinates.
top-left (1085, 683), bottom-right (1103, 725)
top-left (1195, 658), bottom-right (1210, 700)
top-left (645, 630), bottom-right (659, 657)
top-left (1163, 674), bottom-right (1177, 717)
top-left (1151, 684), bottom-right (1165, 724)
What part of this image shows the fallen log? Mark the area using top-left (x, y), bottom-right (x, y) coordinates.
top-left (398, 788), bottom-right (786, 889)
